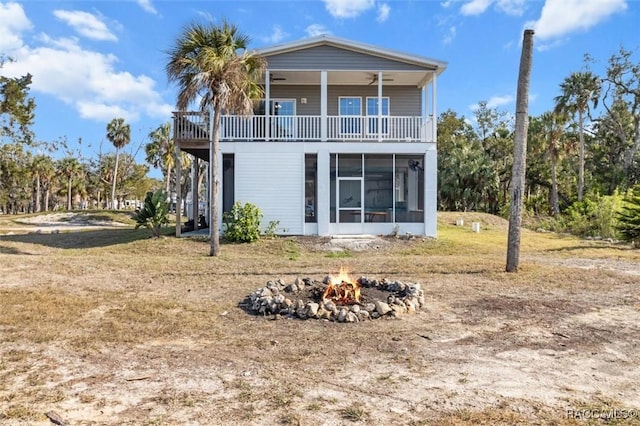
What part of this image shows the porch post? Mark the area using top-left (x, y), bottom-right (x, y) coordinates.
top-left (192, 156), bottom-right (199, 230)
top-left (175, 140), bottom-right (182, 237)
top-left (377, 71), bottom-right (383, 142)
top-left (265, 69), bottom-right (270, 141)
top-left (320, 71), bottom-right (327, 141)
top-left (432, 73), bottom-right (437, 142)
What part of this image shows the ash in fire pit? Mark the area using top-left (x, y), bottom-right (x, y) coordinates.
top-left (247, 272), bottom-right (425, 322)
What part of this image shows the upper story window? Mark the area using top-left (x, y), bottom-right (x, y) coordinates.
top-left (339, 97), bottom-right (362, 134)
top-left (366, 97), bottom-right (389, 135)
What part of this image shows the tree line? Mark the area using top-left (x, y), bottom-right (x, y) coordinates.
top-left (438, 46), bottom-right (640, 238)
top-left (1, 44), bottom-right (639, 240)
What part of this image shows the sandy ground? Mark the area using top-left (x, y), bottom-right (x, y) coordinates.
top-left (0, 213), bottom-right (639, 425)
top-left (1, 212), bottom-right (130, 234)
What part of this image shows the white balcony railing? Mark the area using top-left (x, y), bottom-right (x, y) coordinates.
top-left (173, 112), bottom-right (434, 143)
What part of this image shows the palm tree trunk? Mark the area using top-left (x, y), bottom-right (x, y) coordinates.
top-left (112, 147), bottom-right (120, 209)
top-left (35, 175), bottom-right (41, 212)
top-left (506, 29), bottom-right (534, 273)
top-left (210, 108), bottom-right (221, 256)
top-left (67, 177), bottom-right (73, 210)
top-left (44, 186), bottom-right (50, 211)
top-left (578, 110), bottom-right (585, 202)
top-left (550, 147), bottom-right (559, 216)
top-left (165, 168), bottom-right (171, 194)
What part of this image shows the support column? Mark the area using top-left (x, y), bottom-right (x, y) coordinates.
top-left (378, 72), bottom-right (383, 142)
top-left (320, 71), bottom-right (327, 141)
top-left (191, 156), bottom-right (199, 230)
top-left (265, 69), bottom-right (270, 141)
top-left (316, 149), bottom-right (330, 235)
top-left (175, 141), bottom-right (182, 237)
top-left (432, 74), bottom-right (437, 142)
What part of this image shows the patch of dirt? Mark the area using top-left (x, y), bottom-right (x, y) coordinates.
top-left (2, 212), bottom-right (130, 234)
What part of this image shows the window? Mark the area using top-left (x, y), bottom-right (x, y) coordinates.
top-left (395, 155), bottom-right (424, 222)
top-left (305, 155), bottom-right (317, 223)
top-left (222, 154), bottom-right (234, 214)
top-left (366, 97), bottom-right (389, 135)
top-left (339, 97), bottom-right (361, 135)
top-left (330, 154), bottom-right (423, 224)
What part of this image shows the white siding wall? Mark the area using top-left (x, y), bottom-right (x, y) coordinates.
top-left (235, 152), bottom-right (303, 235)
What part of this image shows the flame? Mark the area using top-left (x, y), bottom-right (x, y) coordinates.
top-left (323, 267), bottom-right (361, 305)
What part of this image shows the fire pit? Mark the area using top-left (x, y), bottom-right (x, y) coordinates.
top-left (247, 269), bottom-right (425, 322)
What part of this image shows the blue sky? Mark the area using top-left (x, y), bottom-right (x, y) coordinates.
top-left (1, 0), bottom-right (638, 177)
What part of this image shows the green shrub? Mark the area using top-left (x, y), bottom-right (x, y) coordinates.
top-left (134, 189), bottom-right (169, 238)
top-left (616, 186), bottom-right (640, 247)
top-left (555, 193), bottom-right (623, 239)
top-left (223, 201), bottom-right (263, 243)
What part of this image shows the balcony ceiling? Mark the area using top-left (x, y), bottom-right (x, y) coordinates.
top-left (265, 70), bottom-right (431, 87)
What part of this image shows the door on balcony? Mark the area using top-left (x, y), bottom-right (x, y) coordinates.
top-left (253, 99), bottom-right (296, 140)
top-left (366, 97), bottom-right (389, 137)
top-left (339, 97), bottom-right (362, 136)
top-left (271, 99), bottom-right (295, 139)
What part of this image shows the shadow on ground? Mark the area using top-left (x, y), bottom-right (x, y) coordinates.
top-left (0, 228), bottom-right (166, 250)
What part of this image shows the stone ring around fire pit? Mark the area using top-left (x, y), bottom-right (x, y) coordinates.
top-left (247, 274), bottom-right (425, 322)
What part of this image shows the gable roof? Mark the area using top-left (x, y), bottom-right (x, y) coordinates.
top-left (256, 35), bottom-right (447, 76)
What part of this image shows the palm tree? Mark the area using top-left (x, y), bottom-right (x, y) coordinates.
top-left (539, 110), bottom-right (569, 216)
top-left (31, 154), bottom-right (54, 212)
top-left (166, 20), bottom-right (265, 256)
top-left (145, 123), bottom-right (175, 194)
top-left (57, 157), bottom-right (84, 210)
top-left (506, 29), bottom-right (534, 273)
top-left (554, 71), bottom-right (600, 201)
top-left (106, 118), bottom-right (131, 209)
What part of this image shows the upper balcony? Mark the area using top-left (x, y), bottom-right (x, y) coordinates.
top-left (174, 112), bottom-right (435, 145)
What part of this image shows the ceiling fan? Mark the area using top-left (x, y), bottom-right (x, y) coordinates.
top-left (368, 74), bottom-right (394, 85)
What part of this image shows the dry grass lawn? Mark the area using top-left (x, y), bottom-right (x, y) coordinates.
top-left (0, 211), bottom-right (639, 425)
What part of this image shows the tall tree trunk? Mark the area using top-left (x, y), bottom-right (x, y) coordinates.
top-left (44, 186), bottom-right (50, 211)
top-left (578, 109), bottom-right (585, 201)
top-left (165, 168), bottom-right (172, 195)
top-left (210, 108), bottom-right (221, 256)
top-left (506, 29), bottom-right (534, 273)
top-left (550, 147), bottom-right (559, 216)
top-left (111, 147), bottom-right (120, 209)
top-left (67, 177), bottom-right (73, 210)
top-left (35, 175), bottom-right (41, 212)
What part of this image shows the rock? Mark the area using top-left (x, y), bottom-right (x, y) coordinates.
top-left (375, 301), bottom-right (392, 316)
top-left (345, 312), bottom-right (358, 323)
top-left (294, 277), bottom-right (302, 287)
top-left (337, 308), bottom-right (348, 322)
top-left (357, 310), bottom-right (370, 321)
top-left (349, 304), bottom-right (360, 314)
top-left (306, 302), bottom-right (320, 318)
top-left (364, 303), bottom-right (376, 313)
top-left (282, 298), bottom-right (293, 308)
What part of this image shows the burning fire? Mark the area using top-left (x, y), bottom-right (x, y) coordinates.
top-left (323, 267), bottom-right (361, 305)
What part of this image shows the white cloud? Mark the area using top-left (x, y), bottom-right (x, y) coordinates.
top-left (526, 0), bottom-right (627, 41)
top-left (443, 26), bottom-right (456, 45)
top-left (470, 95), bottom-right (514, 111)
top-left (0, 1), bottom-right (32, 51)
top-left (53, 9), bottom-right (117, 41)
top-left (486, 94), bottom-right (514, 108)
top-left (262, 25), bottom-right (289, 44)
top-left (441, 1), bottom-right (454, 8)
top-left (0, 5), bottom-right (171, 124)
top-left (323, 0), bottom-right (375, 18)
top-left (495, 0), bottom-right (526, 16)
top-left (460, 0), bottom-right (492, 16)
top-left (305, 24), bottom-right (332, 37)
top-left (461, 0), bottom-right (526, 16)
top-left (376, 3), bottom-right (390, 22)
top-left (136, 0), bottom-right (157, 15)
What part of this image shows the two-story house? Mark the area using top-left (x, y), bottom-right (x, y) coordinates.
top-left (173, 35), bottom-right (447, 237)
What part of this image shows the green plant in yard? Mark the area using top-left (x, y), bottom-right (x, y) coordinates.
top-left (133, 189), bottom-right (169, 238)
top-left (616, 187), bottom-right (640, 247)
top-left (223, 201), bottom-right (263, 243)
